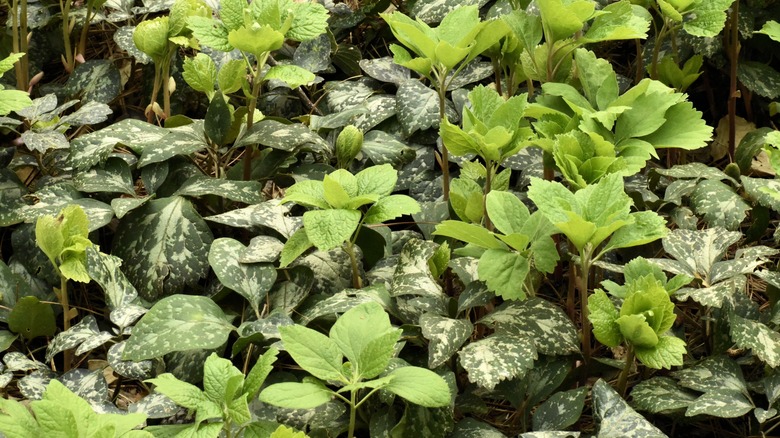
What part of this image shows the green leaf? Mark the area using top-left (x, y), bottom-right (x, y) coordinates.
top-left (536, 0), bottom-right (594, 41)
top-left (329, 302), bottom-right (399, 378)
top-left (203, 353), bottom-right (243, 404)
top-left (685, 389), bottom-right (753, 418)
top-left (364, 195), bottom-right (421, 224)
top-left (188, 16), bottom-right (232, 52)
top-left (356, 163), bottom-right (398, 197)
top-left (265, 65), bottom-right (315, 89)
top-left (0, 397), bottom-right (41, 438)
top-left (8, 296), bottom-right (56, 341)
top-left (244, 347), bottom-right (279, 400)
top-left (302, 209), bottom-right (360, 251)
top-left (638, 101), bottom-right (712, 150)
top-left (0, 90), bottom-right (33, 116)
top-left (683, 0), bottom-right (735, 38)
top-left (419, 314), bottom-right (473, 369)
top-left (433, 221), bottom-right (503, 249)
top-left (477, 249), bottom-right (530, 300)
top-left (631, 377), bottom-right (696, 414)
top-left (280, 228), bottom-right (313, 268)
top-left (756, 20), bottom-right (780, 43)
top-left (634, 335), bottom-right (686, 369)
top-left (279, 325), bottom-right (344, 382)
top-left (205, 93), bottom-right (232, 145)
top-left (183, 53), bottom-right (217, 96)
top-left (730, 314), bottom-right (780, 368)
top-left (146, 374), bottom-right (205, 410)
top-left (0, 53), bottom-right (25, 76)
top-left (459, 332), bottom-right (537, 390)
top-left (123, 295), bottom-right (234, 360)
top-left (31, 401), bottom-right (79, 438)
top-left (287, 1), bottom-right (330, 41)
top-left (217, 59), bottom-right (246, 94)
top-left (532, 387), bottom-right (588, 431)
top-left (228, 25), bottom-right (284, 55)
top-left (602, 211), bottom-right (668, 253)
top-left (588, 289), bottom-right (622, 348)
top-left (582, 1), bottom-right (650, 42)
top-left (384, 366), bottom-right (451, 407)
top-left (112, 196), bottom-right (213, 300)
top-left (485, 191), bottom-right (530, 235)
top-left (208, 238), bottom-right (277, 315)
top-left (592, 379), bottom-right (667, 437)
top-left (133, 16), bottom-right (170, 61)
top-left (219, 0), bottom-right (245, 32)
top-left (259, 382), bottom-right (332, 410)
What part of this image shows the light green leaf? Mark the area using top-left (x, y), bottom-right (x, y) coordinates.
top-left (183, 53), bottom-right (217, 95)
top-left (477, 249), bottom-right (530, 300)
top-left (217, 59), bottom-right (246, 94)
top-left (203, 353), bottom-right (243, 404)
top-left (588, 289), bottom-right (622, 348)
top-left (329, 302), bottom-right (399, 378)
top-left (364, 195), bottom-right (421, 224)
top-left (146, 374), bottom-right (205, 410)
top-left (602, 211), bottom-right (668, 253)
top-left (187, 16), bottom-right (232, 51)
top-left (683, 0), bottom-right (735, 38)
top-left (0, 53), bottom-right (25, 76)
top-left (133, 17), bottom-right (169, 61)
top-left (756, 20), bottom-right (780, 43)
top-left (244, 347), bottom-right (279, 400)
top-left (219, 0), bottom-right (245, 32)
top-left (0, 397), bottom-right (41, 438)
top-left (356, 163), bottom-right (398, 197)
top-left (433, 221), bottom-right (504, 249)
top-left (0, 90), bottom-right (33, 116)
top-left (303, 209), bottom-right (361, 251)
top-left (582, 1), bottom-right (650, 42)
top-left (259, 382), bottom-right (332, 410)
top-left (536, 0), bottom-right (594, 41)
top-left (280, 228), bottom-right (313, 268)
top-left (485, 191), bottom-right (530, 236)
top-left (208, 238), bottom-right (277, 315)
top-left (123, 295), bottom-right (234, 360)
top-left (265, 65), bottom-right (315, 89)
top-left (384, 366), bottom-right (451, 407)
top-left (287, 1), bottom-right (330, 41)
top-left (228, 25), bottom-right (284, 55)
top-left (634, 335), bottom-right (686, 369)
top-left (638, 101), bottom-right (712, 150)
top-left (279, 325), bottom-right (344, 382)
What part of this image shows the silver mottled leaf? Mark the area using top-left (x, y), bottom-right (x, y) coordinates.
top-left (234, 119), bottom-right (330, 154)
top-left (674, 275), bottom-right (745, 308)
top-left (122, 295), bottom-right (234, 361)
top-left (112, 196), bottom-right (213, 300)
top-left (296, 284), bottom-right (393, 325)
top-left (20, 185), bottom-right (114, 231)
top-left (451, 418), bottom-right (506, 438)
top-left (655, 162), bottom-right (736, 183)
top-left (138, 122), bottom-right (209, 167)
top-left (671, 356), bottom-right (747, 393)
top-left (519, 433), bottom-right (580, 438)
top-left (730, 313), bottom-right (780, 368)
top-left (205, 200), bottom-right (301, 238)
top-left (690, 179), bottom-right (749, 230)
top-left (110, 304), bottom-right (148, 331)
top-left (295, 248), bottom-right (354, 294)
top-left (533, 387), bottom-right (587, 431)
top-left (208, 237), bottom-right (277, 315)
top-left (111, 196), bottom-right (152, 219)
top-left (74, 158), bottom-right (135, 195)
top-left (64, 60), bottom-right (122, 104)
top-left (396, 79), bottom-right (440, 137)
top-left (70, 119), bottom-right (166, 170)
top-left (360, 57), bottom-right (411, 84)
top-left (114, 25), bottom-right (152, 64)
top-left (391, 239), bottom-right (446, 321)
top-left (45, 315), bottom-right (112, 362)
top-left (710, 246), bottom-right (777, 284)
top-left (86, 246), bottom-right (139, 310)
top-left (3, 351), bottom-right (47, 371)
top-left (174, 175), bottom-right (264, 204)
top-left (362, 130), bottom-right (416, 167)
top-left (129, 393), bottom-right (180, 419)
top-left (592, 379), bottom-right (667, 438)
top-left (685, 389), bottom-right (754, 418)
top-left (656, 227), bottom-right (741, 279)
top-left (60, 101), bottom-right (113, 126)
top-left (353, 95), bottom-right (399, 132)
top-left (108, 341), bottom-right (162, 380)
top-left (21, 130), bottom-right (69, 153)
top-left (420, 313), bottom-right (473, 368)
top-left (737, 61), bottom-right (780, 99)
top-left (459, 332), bottom-right (537, 390)
top-left (59, 368), bottom-right (108, 404)
top-left (478, 298), bottom-right (580, 356)
top-left (293, 34), bottom-right (332, 73)
top-left (741, 176), bottom-right (780, 212)
top-left (410, 0), bottom-right (487, 23)
top-left (446, 62), bottom-right (494, 90)
top-left (326, 81), bottom-right (374, 113)
top-left (18, 370), bottom-right (54, 400)
top-left (240, 235), bottom-right (284, 263)
top-left (630, 377), bottom-right (697, 414)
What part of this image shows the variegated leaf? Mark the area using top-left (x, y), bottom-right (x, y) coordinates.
top-left (671, 356), bottom-right (747, 393)
top-left (674, 275), bottom-right (745, 308)
top-left (240, 236), bottom-right (284, 263)
top-left (234, 120), bottom-right (330, 154)
top-left (70, 119), bottom-right (166, 171)
top-left (205, 200), bottom-right (301, 238)
top-left (19, 184), bottom-right (114, 231)
top-left (86, 247), bottom-right (138, 310)
top-left (630, 377), bottom-right (697, 414)
top-left (138, 122), bottom-right (209, 167)
top-left (128, 393), bottom-right (180, 419)
top-left (459, 332), bottom-right (537, 390)
top-left (326, 81), bottom-right (374, 113)
top-left (59, 368), bottom-right (109, 405)
top-left (19, 371), bottom-right (54, 400)
top-left (741, 176), bottom-right (780, 212)
top-left (4, 351), bottom-right (47, 371)
top-left (108, 341), bottom-right (162, 380)
top-left (659, 227), bottom-right (741, 279)
top-left (737, 61), bottom-right (780, 99)
top-left (64, 60), bottom-right (121, 104)
top-left (730, 313), bottom-right (780, 368)
top-left (174, 175), bottom-right (264, 204)
top-left (110, 304), bottom-right (147, 331)
top-left (519, 433), bottom-right (580, 438)
top-left (74, 158), bottom-right (135, 195)
top-left (296, 285), bottom-right (393, 325)
top-left (451, 418), bottom-right (506, 438)
top-left (361, 130), bottom-right (416, 167)
top-left (685, 389), bottom-right (754, 418)
top-left (111, 196), bottom-right (152, 219)
top-left (391, 239), bottom-right (446, 321)
top-left (410, 0), bottom-right (487, 23)
top-left (396, 79), bottom-right (441, 137)
top-left (208, 237), bottom-right (277, 315)
top-left (353, 95), bottom-right (399, 132)
top-left (359, 57), bottom-right (411, 84)
top-left (457, 282), bottom-right (493, 314)
top-left (532, 387), bottom-right (587, 431)
top-left (295, 248), bottom-right (354, 295)
top-left (478, 298), bottom-right (579, 356)
top-left (710, 246), bottom-right (777, 284)
top-left (446, 62), bottom-right (494, 90)
top-left (420, 313), bottom-right (473, 368)
top-left (233, 313), bottom-right (295, 355)
top-left (268, 267), bottom-right (312, 314)
top-left (112, 196), bottom-right (213, 300)
top-left (122, 295), bottom-right (234, 361)
top-left (46, 315), bottom-right (112, 362)
top-left (21, 130), bottom-right (68, 153)
top-left (690, 179), bottom-right (749, 230)
top-left (592, 379), bottom-right (667, 438)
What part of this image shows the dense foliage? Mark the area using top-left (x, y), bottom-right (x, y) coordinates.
top-left (1, 0), bottom-right (780, 436)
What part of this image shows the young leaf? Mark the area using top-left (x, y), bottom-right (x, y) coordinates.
top-left (634, 335), bottom-right (686, 369)
top-left (433, 221), bottom-right (504, 249)
top-left (202, 353), bottom-right (244, 404)
top-left (302, 209), bottom-right (361, 251)
top-left (329, 302), bottom-right (400, 379)
top-left (259, 382), bottom-right (333, 410)
top-left (279, 325), bottom-right (344, 382)
top-left (485, 191), bottom-right (530, 235)
top-left (182, 53), bottom-right (217, 96)
top-left (477, 249), bottom-right (530, 300)
top-left (356, 163), bottom-right (398, 197)
top-left (280, 228), bottom-right (314, 268)
top-left (384, 366), bottom-right (451, 407)
top-left (588, 290), bottom-right (622, 348)
top-left (364, 195), bottom-right (421, 224)
top-left (146, 374), bottom-right (205, 410)
top-left (8, 297), bottom-right (56, 341)
top-left (265, 65), bottom-right (315, 89)
top-left (244, 347), bottom-right (279, 401)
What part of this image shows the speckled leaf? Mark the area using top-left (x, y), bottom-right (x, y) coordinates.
top-left (296, 285), bottom-right (392, 325)
top-left (3, 352), bottom-right (47, 372)
top-left (685, 389), bottom-right (753, 418)
top-left (18, 371), bottom-right (54, 400)
top-left (519, 433), bottom-right (580, 438)
top-left (129, 393), bottom-right (179, 419)
top-left (478, 298), bottom-right (579, 356)
top-left (60, 101), bottom-right (113, 126)
top-left (123, 295), bottom-right (234, 361)
top-left (362, 130), bottom-right (416, 167)
top-left (410, 0), bottom-right (486, 23)
top-left (592, 379), bottom-right (667, 438)
top-left (175, 175), bottom-right (263, 204)
top-left (446, 62), bottom-right (494, 90)
top-left (114, 25), bottom-right (152, 64)
top-left (64, 60), bottom-right (121, 103)
top-left (674, 275), bottom-right (745, 308)
top-left (240, 236), bottom-right (284, 263)
top-left (74, 158), bottom-right (134, 195)
top-left (730, 313), bottom-right (780, 368)
top-left (138, 122), bottom-right (209, 167)
top-left (326, 81), bottom-right (374, 113)
top-left (737, 61), bottom-right (780, 99)
top-left (671, 356), bottom-right (747, 393)
top-left (533, 387), bottom-right (587, 431)
top-left (110, 304), bottom-right (147, 331)
top-left (690, 179), bottom-right (749, 230)
top-left (70, 119), bottom-right (166, 170)
top-left (420, 313), bottom-right (473, 368)
top-left (45, 315), bottom-right (112, 362)
top-left (205, 200), bottom-right (301, 238)
top-left (208, 237), bottom-right (277, 315)
top-left (295, 249), bottom-right (354, 294)
top-left (19, 185), bottom-right (113, 232)
top-left (86, 246), bottom-right (138, 310)
top-left (459, 332), bottom-right (537, 390)
top-left (21, 130), bottom-right (68, 153)
top-left (353, 96), bottom-right (399, 132)
top-left (111, 197), bottom-right (151, 220)
top-left (390, 239), bottom-right (444, 320)
top-left (631, 377), bottom-right (697, 414)
top-left (396, 79), bottom-right (440, 136)
top-left (293, 34), bottom-right (332, 73)
top-left (659, 227), bottom-right (741, 279)
top-left (108, 341), bottom-right (161, 380)
top-left (59, 368), bottom-right (110, 405)
top-left (112, 196), bottom-right (213, 300)
top-left (741, 176), bottom-right (780, 212)
top-left (359, 57), bottom-right (411, 84)
top-left (451, 418), bottom-right (507, 438)
top-left (234, 120), bottom-right (329, 154)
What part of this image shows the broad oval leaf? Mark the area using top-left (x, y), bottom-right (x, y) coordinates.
top-left (459, 332), bottom-right (537, 390)
top-left (208, 238), bottom-right (277, 315)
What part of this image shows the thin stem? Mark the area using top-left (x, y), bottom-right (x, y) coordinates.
top-left (727, 0), bottom-right (740, 161)
top-left (243, 52), bottom-right (270, 181)
top-left (61, 0), bottom-right (74, 72)
top-left (344, 241), bottom-right (362, 289)
top-left (436, 71), bottom-right (451, 201)
top-left (348, 390), bottom-right (357, 438)
top-left (634, 39), bottom-right (644, 84)
top-left (579, 247), bottom-right (593, 363)
top-left (59, 274), bottom-right (72, 371)
top-left (617, 345), bottom-right (635, 396)
top-left (146, 62), bottom-right (163, 123)
top-left (483, 161), bottom-right (494, 232)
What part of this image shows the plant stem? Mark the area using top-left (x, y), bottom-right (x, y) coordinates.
top-left (483, 161), bottom-right (494, 231)
top-left (617, 345), bottom-right (635, 396)
top-left (436, 77), bottom-right (451, 201)
top-left (579, 247), bottom-right (593, 363)
top-left (61, 0), bottom-right (74, 72)
top-left (348, 390), bottom-right (357, 438)
top-left (59, 274), bottom-right (72, 371)
top-left (243, 52), bottom-right (269, 181)
top-left (727, 0), bottom-right (740, 161)
top-left (344, 241), bottom-right (362, 289)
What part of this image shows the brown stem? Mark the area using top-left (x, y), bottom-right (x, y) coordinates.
top-left (59, 275), bottom-right (72, 371)
top-left (727, 0), bottom-right (740, 161)
top-left (634, 39), bottom-right (644, 85)
top-left (437, 82), bottom-right (450, 201)
top-left (483, 161), bottom-right (494, 231)
top-left (617, 345), bottom-right (635, 396)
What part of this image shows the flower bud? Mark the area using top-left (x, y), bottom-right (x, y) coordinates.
top-left (336, 125), bottom-right (363, 167)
